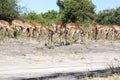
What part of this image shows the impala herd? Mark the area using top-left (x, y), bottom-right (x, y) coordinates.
top-left (0, 19), bottom-right (120, 46)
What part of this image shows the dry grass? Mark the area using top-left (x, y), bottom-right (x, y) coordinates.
top-left (81, 66), bottom-right (120, 80)
top-left (83, 74), bottom-right (120, 80)
top-left (0, 29), bottom-right (120, 45)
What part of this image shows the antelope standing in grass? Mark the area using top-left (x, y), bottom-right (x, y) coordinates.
top-left (0, 20), bottom-right (16, 37)
top-left (66, 22), bottom-right (79, 33)
top-left (66, 22), bottom-right (86, 43)
top-left (55, 27), bottom-right (68, 45)
top-left (71, 27), bottom-right (86, 42)
top-left (113, 25), bottom-right (120, 39)
top-left (52, 22), bottom-right (63, 32)
top-left (0, 20), bottom-right (9, 37)
top-left (32, 22), bottom-right (43, 37)
top-left (96, 25), bottom-right (115, 39)
top-left (52, 22), bottom-right (68, 45)
top-left (88, 24), bottom-right (98, 40)
top-left (12, 19), bottom-right (24, 31)
top-left (24, 22), bottom-right (36, 37)
top-left (41, 26), bottom-right (54, 46)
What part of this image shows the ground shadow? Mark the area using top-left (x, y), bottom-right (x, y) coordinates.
top-left (17, 67), bottom-right (120, 80)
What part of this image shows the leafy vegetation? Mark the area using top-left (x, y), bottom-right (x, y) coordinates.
top-left (21, 10), bottom-right (60, 26)
top-left (96, 7), bottom-right (120, 25)
top-left (0, 0), bottom-right (21, 22)
top-left (57, 0), bottom-right (96, 25)
top-left (0, 0), bottom-right (120, 26)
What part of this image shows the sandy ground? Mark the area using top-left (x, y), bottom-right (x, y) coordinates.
top-left (0, 39), bottom-right (120, 79)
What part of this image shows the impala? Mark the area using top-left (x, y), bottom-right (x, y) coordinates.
top-left (0, 20), bottom-right (16, 37)
top-left (9, 24), bottom-right (17, 38)
top-left (55, 27), bottom-right (68, 45)
top-left (66, 22), bottom-right (79, 33)
top-left (0, 20), bottom-right (9, 37)
top-left (52, 22), bottom-right (69, 45)
top-left (12, 19), bottom-right (24, 31)
top-left (96, 25), bottom-right (115, 39)
top-left (113, 25), bottom-right (120, 39)
top-left (24, 22), bottom-right (36, 37)
top-left (66, 22), bottom-right (86, 40)
top-left (71, 27), bottom-right (86, 42)
top-left (88, 24), bottom-right (98, 40)
top-left (32, 22), bottom-right (43, 37)
top-left (41, 26), bottom-right (54, 45)
top-left (52, 22), bottom-right (63, 32)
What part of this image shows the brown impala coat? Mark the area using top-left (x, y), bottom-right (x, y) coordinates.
top-left (12, 19), bottom-right (24, 31)
top-left (52, 22), bottom-right (63, 32)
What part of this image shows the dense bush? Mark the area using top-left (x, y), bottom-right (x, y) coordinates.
top-left (95, 7), bottom-right (120, 25)
top-left (0, 0), bottom-right (120, 26)
top-left (0, 0), bottom-right (21, 22)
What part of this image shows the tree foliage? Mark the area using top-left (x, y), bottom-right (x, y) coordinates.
top-left (0, 0), bottom-right (20, 22)
top-left (21, 1), bottom-right (120, 27)
top-left (95, 7), bottom-right (120, 25)
top-left (21, 10), bottom-right (60, 27)
top-left (57, 0), bottom-right (96, 25)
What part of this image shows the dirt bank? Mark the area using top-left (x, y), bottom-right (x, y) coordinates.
top-left (0, 39), bottom-right (120, 79)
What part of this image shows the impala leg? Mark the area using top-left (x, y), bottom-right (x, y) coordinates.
top-left (27, 28), bottom-right (30, 37)
top-left (6, 28), bottom-right (9, 36)
top-left (31, 29), bottom-right (34, 37)
top-left (13, 30), bottom-right (17, 38)
top-left (48, 34), bottom-right (50, 45)
top-left (35, 29), bottom-right (39, 38)
top-left (59, 33), bottom-right (64, 46)
top-left (36, 29), bottom-right (40, 38)
top-left (116, 32), bottom-right (120, 39)
top-left (112, 32), bottom-right (115, 40)
top-left (78, 33), bottom-right (80, 42)
top-left (50, 34), bottom-right (53, 45)
top-left (105, 32), bottom-right (108, 39)
top-left (87, 32), bottom-right (90, 39)
top-left (2, 27), bottom-right (7, 37)
top-left (64, 31), bottom-right (69, 45)
top-left (94, 32), bottom-right (97, 40)
top-left (59, 34), bottom-right (62, 45)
